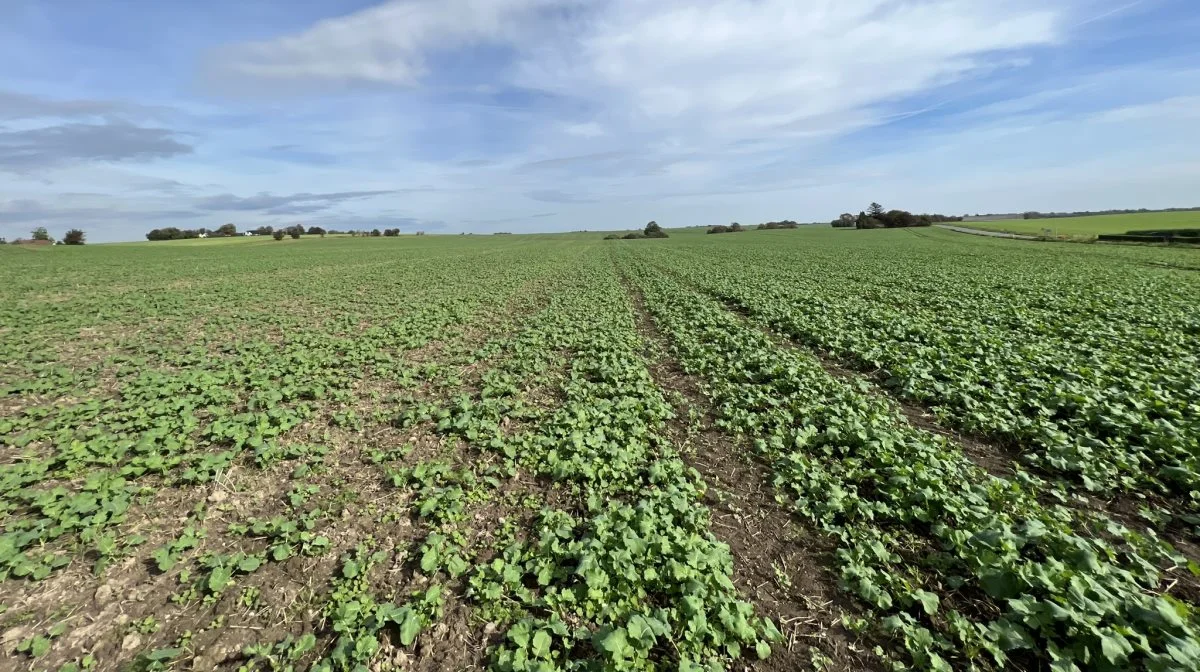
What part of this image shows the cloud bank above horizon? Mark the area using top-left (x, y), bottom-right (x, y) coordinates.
top-left (2, 0), bottom-right (1198, 242)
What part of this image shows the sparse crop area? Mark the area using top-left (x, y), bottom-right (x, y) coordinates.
top-left (2, 228), bottom-right (1199, 671)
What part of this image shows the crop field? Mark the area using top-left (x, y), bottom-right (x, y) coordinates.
top-left (966, 211), bottom-right (1200, 239)
top-left (2, 227), bottom-right (1199, 672)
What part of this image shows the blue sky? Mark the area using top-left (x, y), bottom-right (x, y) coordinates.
top-left (2, 0), bottom-right (1199, 242)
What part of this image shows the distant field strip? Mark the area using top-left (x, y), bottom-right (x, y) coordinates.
top-left (965, 210), bottom-right (1200, 239)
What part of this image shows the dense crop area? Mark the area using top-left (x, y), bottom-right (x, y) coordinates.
top-left (631, 231), bottom-right (1200, 526)
top-left (2, 228), bottom-right (1198, 671)
top-left (965, 211), bottom-right (1200, 239)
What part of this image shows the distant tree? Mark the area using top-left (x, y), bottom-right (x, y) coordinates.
top-left (603, 234), bottom-right (621, 240)
top-left (868, 203), bottom-right (884, 218)
top-left (306, 226), bottom-right (326, 236)
top-left (880, 210), bottom-right (917, 228)
top-left (287, 225), bottom-right (304, 239)
top-left (146, 227), bottom-right (188, 240)
top-left (217, 223), bottom-right (237, 237)
top-left (62, 229), bottom-right (86, 245)
top-left (729, 222), bottom-right (745, 232)
top-left (855, 212), bottom-right (883, 229)
top-left (916, 213), bottom-right (962, 223)
top-left (644, 220), bottom-right (669, 238)
top-left (253, 226), bottom-right (275, 236)
top-left (707, 225), bottom-right (731, 234)
top-left (31, 227), bottom-right (50, 241)
top-left (273, 230), bottom-right (286, 241)
top-left (841, 206), bottom-right (945, 229)
top-left (831, 213), bottom-right (855, 228)
top-left (622, 231), bottom-right (647, 239)
top-left (370, 229), bottom-right (382, 237)
top-left (0, 237), bottom-right (8, 244)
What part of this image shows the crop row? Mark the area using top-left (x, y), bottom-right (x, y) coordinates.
top-left (623, 254), bottom-right (1200, 671)
top-left (636, 236), bottom-right (1200, 529)
top-left (386, 253), bottom-right (783, 670)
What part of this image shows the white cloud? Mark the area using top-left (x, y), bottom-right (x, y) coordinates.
top-left (9, 0), bottom-right (1192, 241)
top-left (212, 1), bottom-right (1066, 143)
top-left (563, 122), bottom-right (605, 138)
top-left (519, 0), bottom-right (1063, 141)
top-left (1090, 95), bottom-right (1200, 123)
top-left (0, 122), bottom-right (192, 171)
top-left (212, 0), bottom-right (573, 86)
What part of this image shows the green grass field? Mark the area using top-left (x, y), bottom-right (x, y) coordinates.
top-left (3, 227), bottom-right (1199, 671)
top-left (965, 210), bottom-right (1200, 239)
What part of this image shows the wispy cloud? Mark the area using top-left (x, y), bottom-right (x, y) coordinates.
top-left (0, 91), bottom-right (121, 121)
top-left (515, 151), bottom-right (633, 173)
top-left (194, 190), bottom-right (395, 212)
top-left (0, 197), bottom-right (205, 225)
top-left (1074, 0), bottom-right (1147, 27)
top-left (526, 189), bottom-right (597, 203)
top-left (0, 122), bottom-right (192, 171)
top-left (207, 0), bottom-right (576, 88)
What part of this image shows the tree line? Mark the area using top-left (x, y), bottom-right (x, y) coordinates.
top-left (831, 203), bottom-right (963, 229)
top-left (0, 227), bottom-right (86, 245)
top-left (604, 221), bottom-right (669, 240)
top-left (143, 224), bottom-right (432, 241)
top-left (707, 222), bottom-right (745, 234)
top-left (711, 220), bottom-right (804, 233)
top-left (145, 224), bottom-right (344, 240)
